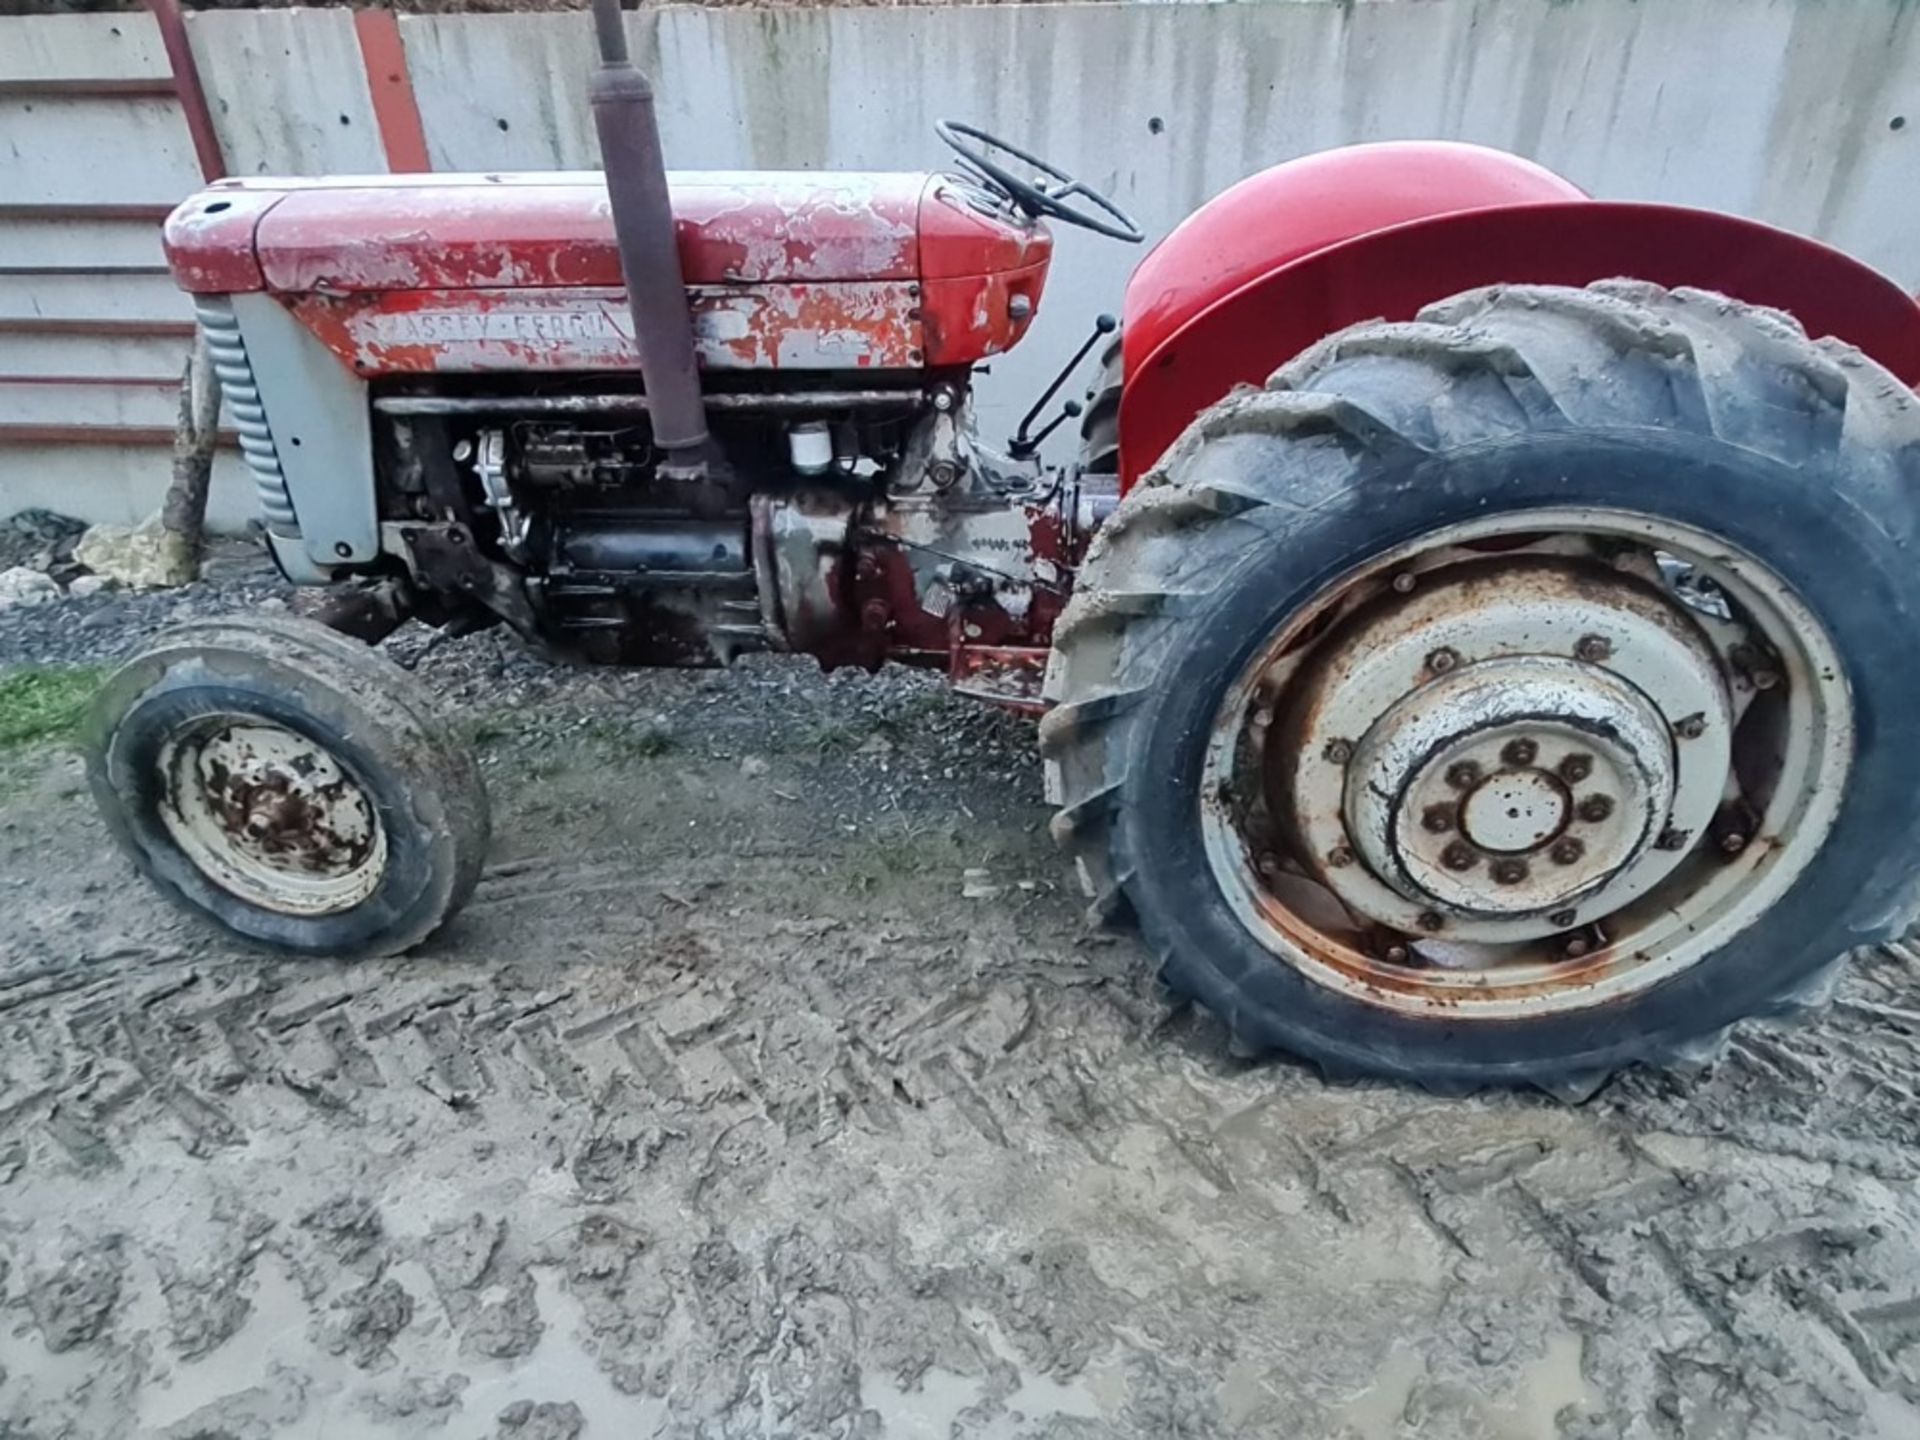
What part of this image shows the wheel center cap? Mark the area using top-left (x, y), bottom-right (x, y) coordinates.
top-left (1346, 655), bottom-right (1677, 919)
top-left (1461, 769), bottom-right (1569, 853)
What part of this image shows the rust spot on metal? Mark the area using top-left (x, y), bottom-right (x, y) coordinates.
top-left (202, 738), bottom-right (372, 875)
top-left (949, 644), bottom-right (1049, 715)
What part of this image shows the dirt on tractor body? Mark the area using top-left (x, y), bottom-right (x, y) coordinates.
top-left (1, 545), bottom-right (1919, 1439)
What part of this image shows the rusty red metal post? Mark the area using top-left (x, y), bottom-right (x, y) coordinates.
top-left (354, 10), bottom-right (434, 175)
top-left (144, 0), bottom-right (226, 182)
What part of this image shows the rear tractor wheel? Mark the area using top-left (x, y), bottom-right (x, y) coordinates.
top-left (1044, 281), bottom-right (1920, 1095)
top-left (87, 614), bottom-right (489, 957)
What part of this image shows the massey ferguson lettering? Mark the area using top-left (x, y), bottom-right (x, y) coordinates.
top-left (366, 307), bottom-right (628, 346)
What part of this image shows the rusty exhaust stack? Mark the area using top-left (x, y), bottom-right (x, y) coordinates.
top-left (588, 0), bottom-right (721, 484)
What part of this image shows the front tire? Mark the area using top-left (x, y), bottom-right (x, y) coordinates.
top-left (1044, 282), bottom-right (1920, 1094)
top-left (87, 614), bottom-right (489, 957)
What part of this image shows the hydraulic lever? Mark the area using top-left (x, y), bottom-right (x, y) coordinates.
top-left (1009, 313), bottom-right (1117, 460)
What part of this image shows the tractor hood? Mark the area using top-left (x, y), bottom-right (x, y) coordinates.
top-left (163, 171), bottom-right (1053, 374)
top-left (164, 170), bottom-right (1048, 294)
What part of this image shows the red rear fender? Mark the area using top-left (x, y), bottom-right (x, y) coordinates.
top-left (1118, 145), bottom-right (1920, 487)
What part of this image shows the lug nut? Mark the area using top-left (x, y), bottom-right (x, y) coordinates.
top-left (1674, 713), bottom-right (1706, 740)
top-left (1391, 572), bottom-right (1417, 595)
top-left (1655, 826), bottom-right (1689, 851)
top-left (1420, 804), bottom-right (1455, 834)
top-left (1501, 738), bottom-right (1539, 767)
top-left (1323, 738), bottom-right (1355, 765)
top-left (1491, 858), bottom-right (1530, 885)
top-left (1445, 760), bottom-right (1483, 790)
top-left (1427, 646), bottom-right (1461, 674)
top-left (1328, 844), bottom-right (1354, 869)
top-left (1719, 831), bottom-right (1749, 855)
top-left (1550, 837), bottom-right (1585, 866)
top-left (1441, 841), bottom-right (1477, 871)
top-left (1416, 910), bottom-right (1445, 932)
top-left (1558, 753), bottom-right (1594, 784)
top-left (1575, 634), bottom-right (1613, 662)
top-left (1730, 642), bottom-right (1780, 689)
top-left (1548, 908), bottom-right (1577, 928)
top-left (1384, 943), bottom-right (1411, 963)
top-left (1564, 937), bottom-right (1592, 959)
top-left (1576, 794), bottom-right (1614, 824)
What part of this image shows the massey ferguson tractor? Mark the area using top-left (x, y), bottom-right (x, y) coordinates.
top-left (86, 0), bottom-right (1920, 1095)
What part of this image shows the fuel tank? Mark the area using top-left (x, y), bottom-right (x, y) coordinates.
top-left (163, 171), bottom-right (1052, 375)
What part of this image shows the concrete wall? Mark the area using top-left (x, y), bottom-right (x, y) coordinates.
top-left (3, 0), bottom-right (1917, 528)
top-left (0, 13), bottom-right (256, 531)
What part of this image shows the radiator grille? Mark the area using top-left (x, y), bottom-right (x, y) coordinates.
top-left (194, 297), bottom-right (299, 536)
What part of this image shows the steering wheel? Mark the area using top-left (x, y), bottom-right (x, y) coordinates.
top-left (936, 120), bottom-right (1144, 244)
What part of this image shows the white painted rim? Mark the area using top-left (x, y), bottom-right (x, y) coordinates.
top-left (156, 716), bottom-right (388, 917)
top-left (1198, 508), bottom-right (1853, 1021)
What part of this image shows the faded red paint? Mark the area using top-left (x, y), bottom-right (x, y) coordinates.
top-left (163, 170), bottom-right (1051, 375)
top-left (249, 174), bottom-right (925, 291)
top-left (948, 644), bottom-right (1050, 715)
top-left (840, 495), bottom-right (1077, 686)
top-left (921, 262), bottom-right (1049, 366)
top-left (162, 188), bottom-right (284, 294)
top-left (918, 177), bottom-right (1053, 278)
top-left (285, 282), bottom-right (925, 375)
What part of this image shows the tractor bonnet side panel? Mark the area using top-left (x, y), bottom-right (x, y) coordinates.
top-left (1118, 198), bottom-right (1920, 486)
top-left (161, 171), bottom-right (1051, 375)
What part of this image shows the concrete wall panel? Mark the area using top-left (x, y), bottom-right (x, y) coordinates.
top-left (0, 333), bottom-right (189, 381)
top-left (187, 9), bottom-right (388, 177)
top-left (0, 273), bottom-right (189, 327)
top-left (0, 14), bottom-right (172, 84)
top-left (0, 217), bottom-right (171, 273)
top-left (0, 97), bottom-right (203, 208)
top-left (0, 446), bottom-right (254, 531)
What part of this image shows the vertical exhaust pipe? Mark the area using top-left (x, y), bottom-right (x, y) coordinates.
top-left (588, 0), bottom-right (722, 484)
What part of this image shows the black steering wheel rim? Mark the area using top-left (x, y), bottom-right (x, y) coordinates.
top-left (936, 119), bottom-right (1144, 244)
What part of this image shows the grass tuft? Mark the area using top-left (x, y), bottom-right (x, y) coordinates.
top-left (0, 666), bottom-right (104, 752)
top-left (583, 717), bottom-right (677, 759)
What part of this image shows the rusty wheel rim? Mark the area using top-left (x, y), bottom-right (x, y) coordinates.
top-left (1198, 508), bottom-right (1852, 1020)
top-left (157, 717), bottom-right (387, 917)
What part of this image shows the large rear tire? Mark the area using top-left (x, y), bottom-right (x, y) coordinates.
top-left (87, 614), bottom-right (489, 958)
top-left (1044, 282), bottom-right (1920, 1094)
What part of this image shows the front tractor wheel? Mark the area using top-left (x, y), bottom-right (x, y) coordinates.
top-left (87, 615), bottom-right (489, 957)
top-left (1044, 282), bottom-right (1920, 1095)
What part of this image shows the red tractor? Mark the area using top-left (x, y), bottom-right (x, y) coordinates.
top-left (88, 0), bottom-right (1920, 1095)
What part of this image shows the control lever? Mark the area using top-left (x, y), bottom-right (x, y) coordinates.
top-left (1009, 312), bottom-right (1117, 460)
top-left (1022, 400), bottom-right (1083, 453)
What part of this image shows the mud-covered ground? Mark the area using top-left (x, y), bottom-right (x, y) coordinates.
top-left (3, 547), bottom-right (1920, 1439)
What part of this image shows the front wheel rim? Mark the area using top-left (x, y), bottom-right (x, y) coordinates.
top-left (155, 715), bottom-right (388, 917)
top-left (1198, 507), bottom-right (1852, 1022)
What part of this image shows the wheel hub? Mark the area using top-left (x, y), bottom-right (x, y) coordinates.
top-left (1347, 657), bottom-right (1673, 919)
top-left (1284, 558), bottom-right (1732, 942)
top-left (157, 718), bottom-right (386, 916)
